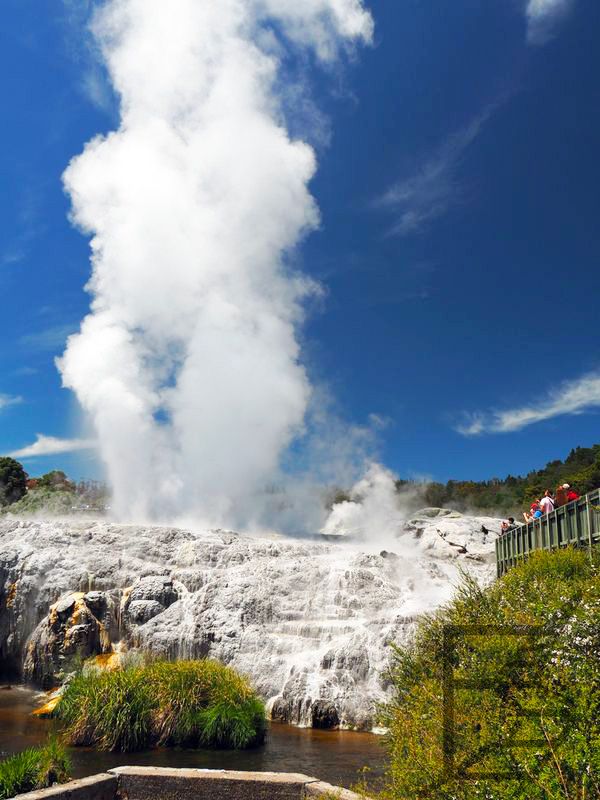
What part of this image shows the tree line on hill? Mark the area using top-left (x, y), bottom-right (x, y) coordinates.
top-left (413, 444), bottom-right (600, 514)
top-left (2, 443), bottom-right (600, 516)
top-left (327, 444), bottom-right (600, 516)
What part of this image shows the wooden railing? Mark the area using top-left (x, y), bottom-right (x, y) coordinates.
top-left (495, 488), bottom-right (600, 577)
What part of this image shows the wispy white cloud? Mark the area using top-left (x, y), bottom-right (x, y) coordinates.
top-left (367, 412), bottom-right (392, 431)
top-left (456, 371), bottom-right (600, 436)
top-left (61, 0), bottom-right (117, 115)
top-left (526, 0), bottom-right (575, 45)
top-left (1, 185), bottom-right (47, 268)
top-left (378, 108), bottom-right (494, 237)
top-left (14, 366), bottom-right (38, 377)
top-left (20, 324), bottom-right (78, 353)
top-left (0, 248), bottom-right (27, 267)
top-left (0, 394), bottom-right (23, 411)
top-left (81, 66), bottom-right (115, 113)
top-left (455, 413), bottom-right (486, 437)
top-left (8, 434), bottom-right (96, 459)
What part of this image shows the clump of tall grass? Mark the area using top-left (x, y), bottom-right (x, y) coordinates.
top-left (56, 659), bottom-right (266, 752)
top-left (0, 739), bottom-right (71, 800)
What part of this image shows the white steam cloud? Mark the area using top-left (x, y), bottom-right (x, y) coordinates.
top-left (321, 463), bottom-right (408, 539)
top-left (59, 0), bottom-right (373, 526)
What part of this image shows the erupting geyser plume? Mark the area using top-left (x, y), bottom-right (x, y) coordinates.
top-left (59, 0), bottom-right (373, 524)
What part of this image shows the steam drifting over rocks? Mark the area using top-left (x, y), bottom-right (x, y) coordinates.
top-left (0, 512), bottom-right (498, 729)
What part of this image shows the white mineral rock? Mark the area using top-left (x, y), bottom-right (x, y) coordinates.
top-left (0, 511), bottom-right (500, 729)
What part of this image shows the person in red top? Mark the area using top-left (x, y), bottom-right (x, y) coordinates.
top-left (563, 484), bottom-right (580, 502)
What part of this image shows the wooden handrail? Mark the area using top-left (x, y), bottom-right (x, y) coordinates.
top-left (496, 488), bottom-right (600, 577)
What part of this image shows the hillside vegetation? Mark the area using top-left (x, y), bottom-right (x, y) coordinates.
top-left (5, 488), bottom-right (80, 516)
top-left (415, 444), bottom-right (600, 514)
top-left (0, 470), bottom-right (109, 516)
top-left (379, 547), bottom-right (600, 799)
top-left (2, 444), bottom-right (599, 519)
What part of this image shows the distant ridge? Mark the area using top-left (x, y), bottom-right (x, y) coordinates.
top-left (410, 444), bottom-right (600, 514)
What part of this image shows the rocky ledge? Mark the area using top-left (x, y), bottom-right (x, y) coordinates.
top-left (0, 511), bottom-right (499, 730)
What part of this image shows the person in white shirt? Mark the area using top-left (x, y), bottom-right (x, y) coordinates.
top-left (539, 490), bottom-right (555, 514)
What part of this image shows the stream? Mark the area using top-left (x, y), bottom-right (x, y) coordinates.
top-left (0, 686), bottom-right (386, 790)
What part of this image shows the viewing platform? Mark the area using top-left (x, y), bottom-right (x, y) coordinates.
top-left (496, 488), bottom-right (600, 577)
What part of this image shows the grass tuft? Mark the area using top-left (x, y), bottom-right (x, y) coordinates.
top-left (0, 739), bottom-right (71, 800)
top-left (198, 698), bottom-right (266, 749)
top-left (57, 658), bottom-right (266, 752)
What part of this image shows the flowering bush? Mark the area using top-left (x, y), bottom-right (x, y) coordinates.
top-left (379, 548), bottom-right (600, 799)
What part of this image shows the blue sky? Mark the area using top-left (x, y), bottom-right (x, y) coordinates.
top-left (1, 0), bottom-right (599, 484)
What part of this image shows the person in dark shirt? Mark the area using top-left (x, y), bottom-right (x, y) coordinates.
top-left (555, 485), bottom-right (568, 507)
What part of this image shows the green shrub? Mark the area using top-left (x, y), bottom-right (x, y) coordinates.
top-left (57, 659), bottom-right (266, 752)
top-left (380, 547), bottom-right (600, 800)
top-left (0, 739), bottom-right (71, 799)
top-left (2, 488), bottom-right (77, 517)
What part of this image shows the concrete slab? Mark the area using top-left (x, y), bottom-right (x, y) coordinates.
top-left (11, 773), bottom-right (117, 800)
top-left (109, 766), bottom-right (317, 800)
top-left (304, 780), bottom-right (371, 800)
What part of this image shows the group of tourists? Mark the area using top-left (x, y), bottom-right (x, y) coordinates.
top-left (522, 484), bottom-right (580, 524)
top-left (499, 484), bottom-right (581, 534)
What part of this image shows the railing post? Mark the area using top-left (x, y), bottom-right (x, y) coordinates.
top-left (586, 496), bottom-right (593, 561)
top-left (496, 538), bottom-right (501, 578)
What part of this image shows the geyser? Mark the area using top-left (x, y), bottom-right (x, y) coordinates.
top-left (58, 0), bottom-right (373, 525)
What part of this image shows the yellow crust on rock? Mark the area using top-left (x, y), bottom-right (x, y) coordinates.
top-left (32, 693), bottom-right (61, 717)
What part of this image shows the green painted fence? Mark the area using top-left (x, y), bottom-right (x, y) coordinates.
top-left (496, 488), bottom-right (600, 577)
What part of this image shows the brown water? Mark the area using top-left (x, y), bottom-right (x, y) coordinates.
top-left (0, 686), bottom-right (386, 790)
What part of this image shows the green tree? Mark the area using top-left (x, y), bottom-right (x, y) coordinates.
top-left (36, 470), bottom-right (74, 492)
top-left (0, 457), bottom-right (27, 506)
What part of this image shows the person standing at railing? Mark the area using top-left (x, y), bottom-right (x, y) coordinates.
top-left (523, 501), bottom-right (543, 523)
top-left (555, 484), bottom-right (568, 507)
top-left (540, 489), bottom-right (555, 515)
top-left (564, 484), bottom-right (580, 502)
